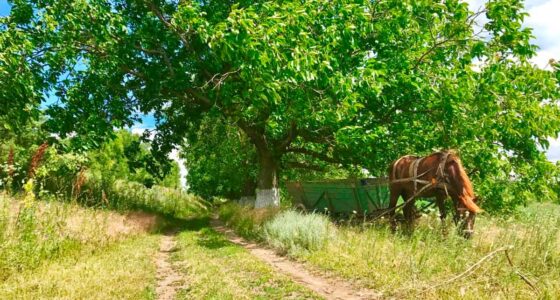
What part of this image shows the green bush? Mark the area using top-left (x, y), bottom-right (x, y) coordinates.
top-left (105, 180), bottom-right (208, 219)
top-left (218, 202), bottom-right (278, 240)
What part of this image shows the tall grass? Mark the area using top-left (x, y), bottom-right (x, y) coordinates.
top-left (0, 191), bottom-right (160, 282)
top-left (106, 180), bottom-right (208, 218)
top-left (219, 202), bottom-right (560, 299)
top-left (0, 193), bottom-right (97, 280)
top-left (218, 203), bottom-right (278, 240)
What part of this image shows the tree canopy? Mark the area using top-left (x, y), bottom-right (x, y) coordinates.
top-left (2, 0), bottom-right (559, 209)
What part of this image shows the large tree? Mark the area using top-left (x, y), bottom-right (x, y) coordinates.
top-left (2, 0), bottom-right (559, 208)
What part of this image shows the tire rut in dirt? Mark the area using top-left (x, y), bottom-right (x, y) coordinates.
top-left (210, 218), bottom-right (381, 300)
top-left (155, 232), bottom-right (186, 300)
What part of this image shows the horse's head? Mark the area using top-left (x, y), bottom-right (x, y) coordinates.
top-left (458, 196), bottom-right (479, 239)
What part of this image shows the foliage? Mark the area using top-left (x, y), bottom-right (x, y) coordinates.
top-left (3, 0), bottom-right (560, 210)
top-left (185, 116), bottom-right (360, 200)
top-left (0, 12), bottom-right (42, 131)
top-left (86, 130), bottom-right (180, 189)
top-left (184, 117), bottom-right (257, 199)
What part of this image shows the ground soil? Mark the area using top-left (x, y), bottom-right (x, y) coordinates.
top-left (155, 232), bottom-right (186, 300)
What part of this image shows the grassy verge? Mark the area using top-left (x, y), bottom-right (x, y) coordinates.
top-left (0, 190), bottom-right (168, 297)
top-left (104, 180), bottom-right (208, 219)
top-left (173, 218), bottom-right (322, 299)
top-left (0, 235), bottom-right (160, 299)
top-left (0, 192), bottom-right (143, 280)
top-left (219, 202), bottom-right (560, 299)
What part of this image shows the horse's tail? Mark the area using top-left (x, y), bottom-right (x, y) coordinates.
top-left (448, 155), bottom-right (482, 213)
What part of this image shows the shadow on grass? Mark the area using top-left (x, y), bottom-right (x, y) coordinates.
top-left (158, 215), bottom-right (210, 233)
top-left (158, 216), bottom-right (232, 250)
top-left (195, 228), bottom-right (232, 250)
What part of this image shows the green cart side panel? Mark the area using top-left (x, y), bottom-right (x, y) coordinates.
top-left (286, 178), bottom-right (390, 214)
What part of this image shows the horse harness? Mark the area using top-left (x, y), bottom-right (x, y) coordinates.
top-left (372, 152), bottom-right (455, 221)
top-left (391, 151), bottom-right (452, 197)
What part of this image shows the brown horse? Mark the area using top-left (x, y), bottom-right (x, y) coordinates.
top-left (388, 150), bottom-right (481, 237)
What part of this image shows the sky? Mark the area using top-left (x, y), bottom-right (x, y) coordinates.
top-left (1, 1), bottom-right (559, 163)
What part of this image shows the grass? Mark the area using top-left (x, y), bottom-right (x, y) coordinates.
top-left (0, 191), bottom-right (166, 299)
top-left (218, 203), bottom-right (279, 240)
top-left (172, 217), bottom-right (322, 300)
top-left (0, 192), bottom-right (121, 279)
top-left (81, 179), bottom-right (209, 219)
top-left (0, 235), bottom-right (160, 299)
top-left (219, 202), bottom-right (560, 299)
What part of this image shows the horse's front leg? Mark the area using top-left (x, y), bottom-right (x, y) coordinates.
top-left (435, 194), bottom-right (448, 235)
top-left (402, 191), bottom-right (416, 233)
top-left (451, 196), bottom-right (461, 225)
top-left (388, 186), bottom-right (400, 232)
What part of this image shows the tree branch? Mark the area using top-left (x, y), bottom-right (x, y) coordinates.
top-left (413, 9), bottom-right (486, 70)
top-left (275, 121), bottom-right (298, 152)
top-left (298, 127), bottom-right (335, 145)
top-left (286, 147), bottom-right (341, 164)
top-left (147, 2), bottom-right (190, 47)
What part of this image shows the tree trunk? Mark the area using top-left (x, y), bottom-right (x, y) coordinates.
top-left (254, 149), bottom-right (280, 208)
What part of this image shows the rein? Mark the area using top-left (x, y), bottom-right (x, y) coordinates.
top-left (370, 182), bottom-right (434, 221)
top-left (376, 152), bottom-right (453, 221)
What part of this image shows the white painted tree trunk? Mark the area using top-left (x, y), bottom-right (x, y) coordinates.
top-left (254, 188), bottom-right (280, 208)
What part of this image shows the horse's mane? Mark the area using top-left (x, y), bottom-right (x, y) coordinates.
top-left (446, 151), bottom-right (480, 212)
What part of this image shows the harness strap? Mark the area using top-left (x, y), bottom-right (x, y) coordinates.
top-left (411, 157), bottom-right (424, 193)
top-left (392, 155), bottom-right (413, 180)
top-left (436, 151), bottom-right (452, 197)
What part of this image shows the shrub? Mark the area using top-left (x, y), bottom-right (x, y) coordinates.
top-left (218, 202), bottom-right (278, 240)
top-left (219, 203), bottom-right (336, 256)
top-left (264, 210), bottom-right (336, 256)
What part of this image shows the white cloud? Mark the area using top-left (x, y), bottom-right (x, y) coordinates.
top-left (523, 0), bottom-right (560, 161)
top-left (548, 138), bottom-right (560, 162)
top-left (524, 0), bottom-right (560, 68)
